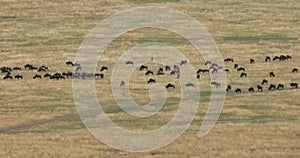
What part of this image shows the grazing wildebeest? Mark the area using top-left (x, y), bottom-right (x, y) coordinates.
top-left (273, 56), bottom-right (280, 61)
top-left (226, 85), bottom-right (232, 92)
top-left (44, 73), bottom-right (52, 78)
top-left (235, 88), bottom-right (242, 94)
top-left (237, 67), bottom-right (246, 71)
top-left (166, 83), bottom-right (175, 89)
top-left (3, 74), bottom-right (13, 80)
top-left (170, 71), bottom-right (175, 75)
top-left (120, 81), bottom-right (125, 87)
top-left (95, 73), bottom-right (104, 79)
top-left (240, 72), bottom-right (248, 78)
top-left (145, 70), bottom-right (154, 76)
top-left (13, 67), bottom-right (21, 71)
top-left (197, 69), bottom-right (209, 74)
top-left (205, 61), bottom-right (212, 65)
top-left (125, 61), bottom-right (134, 65)
top-left (269, 71), bottom-right (275, 77)
top-left (14, 75), bottom-right (23, 80)
top-left (268, 84), bottom-right (276, 91)
top-left (1, 67), bottom-right (12, 73)
top-left (185, 83), bottom-right (195, 87)
top-left (50, 73), bottom-right (65, 80)
top-left (277, 84), bottom-right (284, 90)
top-left (224, 58), bottom-right (234, 62)
top-left (265, 56), bottom-right (271, 62)
top-left (66, 61), bottom-right (73, 66)
top-left (290, 82), bottom-right (298, 88)
top-left (147, 78), bottom-right (156, 84)
top-left (250, 58), bottom-right (255, 64)
top-left (211, 68), bottom-right (218, 74)
top-left (286, 55), bottom-right (292, 60)
top-left (196, 74), bottom-right (200, 79)
top-left (139, 65), bottom-right (148, 71)
top-left (180, 59), bottom-right (187, 66)
top-left (38, 66), bottom-right (48, 72)
top-left (28, 66), bottom-right (38, 70)
top-left (248, 87), bottom-right (255, 92)
top-left (76, 66), bottom-right (82, 72)
top-left (100, 66), bottom-right (108, 72)
top-left (279, 55), bottom-right (288, 61)
top-left (292, 68), bottom-right (298, 73)
top-left (165, 65), bottom-right (171, 71)
top-left (211, 81), bottom-right (221, 88)
top-left (257, 85), bottom-right (263, 91)
top-left (234, 64), bottom-right (238, 69)
top-left (24, 64), bottom-right (33, 69)
top-left (33, 74), bottom-right (42, 79)
top-left (224, 69), bottom-right (230, 73)
top-left (261, 79), bottom-right (268, 85)
top-left (156, 71), bottom-right (164, 75)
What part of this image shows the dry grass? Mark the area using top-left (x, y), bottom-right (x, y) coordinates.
top-left (0, 0), bottom-right (299, 157)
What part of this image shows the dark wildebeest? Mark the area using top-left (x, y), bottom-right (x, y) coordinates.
top-left (268, 84), bottom-right (276, 91)
top-left (197, 69), bottom-right (209, 74)
top-left (33, 74), bottom-right (42, 79)
top-left (180, 59), bottom-right (188, 66)
top-left (196, 74), bottom-right (200, 79)
top-left (261, 79), bottom-right (268, 85)
top-left (15, 75), bottom-right (23, 80)
top-left (165, 65), bottom-right (171, 71)
top-left (95, 73), bottom-right (104, 79)
top-left (166, 83), bottom-right (175, 89)
top-left (205, 61), bottom-right (212, 65)
top-left (28, 66), bottom-right (38, 70)
top-left (120, 81), bottom-right (125, 87)
top-left (240, 72), bottom-right (248, 78)
top-left (139, 65), bottom-right (148, 71)
top-left (265, 56), bottom-right (271, 62)
top-left (290, 82), bottom-right (298, 88)
top-left (13, 67), bottom-right (22, 71)
top-left (100, 66), bottom-right (108, 72)
top-left (66, 61), bottom-right (73, 66)
top-left (147, 78), bottom-right (156, 84)
top-left (224, 69), bottom-right (230, 73)
top-left (273, 56), bottom-right (280, 61)
top-left (250, 58), bottom-right (255, 64)
top-left (277, 84), bottom-right (284, 90)
top-left (234, 64), bottom-right (238, 69)
top-left (211, 81), bottom-right (221, 88)
top-left (235, 88), bottom-right (242, 94)
top-left (44, 73), bottom-right (52, 78)
top-left (226, 85), bottom-right (232, 92)
top-left (170, 71), bottom-right (176, 75)
top-left (145, 70), bottom-right (154, 76)
top-left (292, 68), bottom-right (298, 73)
top-left (257, 85), bottom-right (263, 91)
top-left (248, 87), bottom-right (255, 92)
top-left (1, 67), bottom-right (12, 73)
top-left (269, 71), bottom-right (275, 77)
top-left (211, 68), bottom-right (218, 74)
top-left (24, 64), bottom-right (33, 69)
top-left (126, 61), bottom-right (134, 65)
top-left (286, 55), bottom-right (292, 60)
top-left (38, 66), bottom-right (48, 72)
top-left (185, 83), bottom-right (195, 87)
top-left (156, 71), bottom-right (164, 75)
top-left (3, 74), bottom-right (13, 80)
top-left (73, 63), bottom-right (80, 67)
top-left (237, 67), bottom-right (246, 71)
top-left (224, 58), bottom-right (234, 62)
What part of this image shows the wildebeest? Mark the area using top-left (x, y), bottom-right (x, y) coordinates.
top-left (13, 67), bottom-right (21, 71)
top-left (44, 73), bottom-right (52, 78)
top-left (73, 63), bottom-right (80, 67)
top-left (224, 69), bottom-right (230, 73)
top-left (248, 87), bottom-right (255, 92)
top-left (224, 58), bottom-right (234, 62)
top-left (292, 68), bottom-right (298, 73)
top-left (211, 81), bottom-right (221, 88)
top-left (185, 83), bottom-right (195, 87)
top-left (290, 82), bottom-right (298, 88)
top-left (125, 61), bottom-right (134, 65)
top-left (170, 71), bottom-right (176, 75)
top-left (14, 75), bottom-right (23, 79)
top-left (235, 88), bottom-right (242, 94)
top-left (261, 79), bottom-right (268, 85)
top-left (205, 61), bottom-right (212, 65)
top-left (120, 81), bottom-right (125, 86)
top-left (234, 64), bottom-right (238, 69)
top-left (100, 66), bottom-right (108, 72)
top-left (50, 73), bottom-right (65, 80)
top-left (165, 65), bottom-right (171, 71)
top-left (197, 69), bottom-right (209, 74)
top-left (33, 74), bottom-right (42, 79)
top-left (76, 66), bottom-right (82, 72)
top-left (180, 59), bottom-right (188, 66)
top-left (265, 56), bottom-right (271, 62)
top-left (3, 74), bottom-right (13, 80)
top-left (269, 71), bottom-right (275, 77)
top-left (139, 65), bottom-right (148, 71)
top-left (1, 67), bottom-right (12, 73)
top-left (226, 85), bottom-right (232, 92)
top-left (268, 84), bottom-right (276, 91)
top-left (257, 85), bottom-right (263, 91)
top-left (166, 83), bottom-right (175, 89)
top-left (145, 70), bottom-right (154, 76)
top-left (147, 78), bottom-right (156, 84)
top-left (240, 72), bottom-right (248, 78)
top-left (250, 58), bottom-right (255, 64)
top-left (211, 68), bottom-right (218, 74)
top-left (277, 84), bottom-right (284, 90)
top-left (196, 74), bottom-right (200, 79)
top-left (28, 66), bottom-right (38, 70)
top-left (66, 61), bottom-right (73, 66)
top-left (38, 66), bottom-right (48, 72)
top-left (24, 64), bottom-right (33, 69)
top-left (273, 56), bottom-right (280, 61)
top-left (95, 73), bottom-right (104, 79)
top-left (156, 71), bottom-right (164, 75)
top-left (237, 67), bottom-right (246, 71)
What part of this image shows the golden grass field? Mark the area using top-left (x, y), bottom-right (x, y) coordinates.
top-left (0, 0), bottom-right (299, 157)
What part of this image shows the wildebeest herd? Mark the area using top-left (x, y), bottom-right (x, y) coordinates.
top-left (1, 54), bottom-right (298, 94)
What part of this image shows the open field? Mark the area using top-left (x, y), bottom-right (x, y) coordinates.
top-left (0, 0), bottom-right (299, 157)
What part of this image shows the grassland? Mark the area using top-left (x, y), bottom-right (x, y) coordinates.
top-left (0, 0), bottom-right (299, 157)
